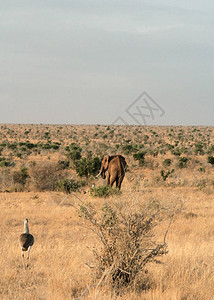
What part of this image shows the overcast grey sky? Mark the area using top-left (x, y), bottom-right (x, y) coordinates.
top-left (0, 0), bottom-right (213, 125)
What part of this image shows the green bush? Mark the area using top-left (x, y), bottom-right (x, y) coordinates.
top-left (198, 167), bottom-right (205, 173)
top-left (55, 178), bottom-right (85, 193)
top-left (178, 157), bottom-right (189, 169)
top-left (57, 160), bottom-right (70, 169)
top-left (171, 148), bottom-right (181, 156)
top-left (208, 156), bottom-right (214, 166)
top-left (143, 135), bottom-right (149, 142)
top-left (66, 143), bottom-right (82, 165)
top-left (150, 150), bottom-right (159, 157)
top-left (160, 169), bottom-right (174, 181)
top-left (208, 145), bottom-right (214, 154)
top-left (0, 157), bottom-right (14, 167)
top-left (7, 143), bottom-right (17, 150)
top-left (25, 142), bottom-right (36, 149)
top-left (180, 147), bottom-right (188, 154)
top-left (75, 157), bottom-right (101, 177)
top-left (0, 143), bottom-right (6, 148)
top-left (41, 142), bottom-right (60, 150)
top-left (194, 143), bottom-right (204, 155)
top-left (133, 151), bottom-right (146, 166)
top-left (162, 158), bottom-right (172, 167)
top-left (122, 143), bottom-right (138, 155)
top-left (166, 143), bottom-right (174, 150)
top-left (13, 166), bottom-right (29, 185)
top-left (90, 186), bottom-right (121, 198)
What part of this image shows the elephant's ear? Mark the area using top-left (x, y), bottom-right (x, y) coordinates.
top-left (104, 155), bottom-right (110, 169)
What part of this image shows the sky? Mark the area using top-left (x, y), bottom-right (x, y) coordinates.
top-left (0, 0), bottom-right (213, 125)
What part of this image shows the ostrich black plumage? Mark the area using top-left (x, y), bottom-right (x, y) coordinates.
top-left (19, 219), bottom-right (34, 260)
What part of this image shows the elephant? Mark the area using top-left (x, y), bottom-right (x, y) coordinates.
top-left (96, 155), bottom-right (127, 190)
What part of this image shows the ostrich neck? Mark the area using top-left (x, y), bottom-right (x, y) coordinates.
top-left (24, 222), bottom-right (29, 234)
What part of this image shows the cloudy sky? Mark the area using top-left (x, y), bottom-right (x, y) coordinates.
top-left (0, 0), bottom-right (213, 125)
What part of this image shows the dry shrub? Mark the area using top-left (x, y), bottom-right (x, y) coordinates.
top-left (0, 168), bottom-right (13, 191)
top-left (30, 162), bottom-right (62, 191)
top-left (78, 199), bottom-right (170, 294)
top-left (89, 186), bottom-right (121, 198)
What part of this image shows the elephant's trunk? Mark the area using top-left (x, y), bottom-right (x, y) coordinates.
top-left (101, 170), bottom-right (106, 179)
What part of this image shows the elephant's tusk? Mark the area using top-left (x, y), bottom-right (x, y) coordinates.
top-left (96, 172), bottom-right (101, 178)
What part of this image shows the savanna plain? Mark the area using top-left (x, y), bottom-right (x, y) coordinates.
top-left (0, 124), bottom-right (213, 300)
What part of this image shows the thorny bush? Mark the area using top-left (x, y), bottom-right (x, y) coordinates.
top-left (78, 200), bottom-right (170, 293)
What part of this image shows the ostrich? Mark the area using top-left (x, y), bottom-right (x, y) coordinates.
top-left (19, 219), bottom-right (34, 262)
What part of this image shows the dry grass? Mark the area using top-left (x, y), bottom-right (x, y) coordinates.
top-left (0, 185), bottom-right (214, 299)
top-left (0, 124), bottom-right (214, 299)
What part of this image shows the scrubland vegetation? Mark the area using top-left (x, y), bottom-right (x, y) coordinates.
top-left (0, 124), bottom-right (213, 299)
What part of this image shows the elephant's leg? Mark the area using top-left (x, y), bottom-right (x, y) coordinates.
top-left (106, 173), bottom-right (110, 185)
top-left (115, 174), bottom-right (121, 189)
top-left (117, 173), bottom-right (125, 190)
top-left (115, 177), bottom-right (119, 188)
top-left (110, 174), bottom-right (117, 187)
